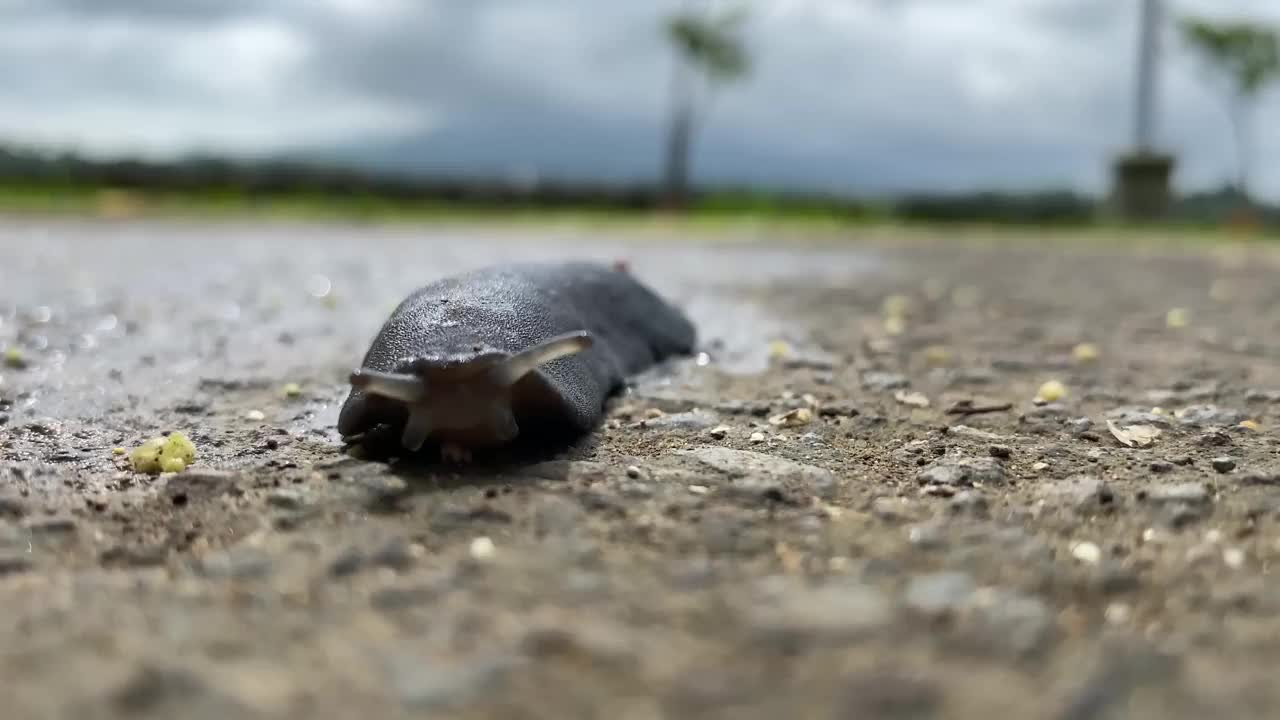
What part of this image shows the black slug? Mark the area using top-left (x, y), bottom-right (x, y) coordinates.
top-left (337, 261), bottom-right (697, 460)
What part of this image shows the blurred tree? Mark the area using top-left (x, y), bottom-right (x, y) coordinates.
top-left (1179, 17), bottom-right (1280, 203)
top-left (661, 1), bottom-right (751, 209)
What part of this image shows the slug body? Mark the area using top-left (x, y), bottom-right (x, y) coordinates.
top-left (338, 261), bottom-right (697, 459)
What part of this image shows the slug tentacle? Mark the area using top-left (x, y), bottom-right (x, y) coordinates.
top-left (400, 407), bottom-right (434, 452)
top-left (349, 369), bottom-right (427, 403)
top-left (489, 330), bottom-right (594, 387)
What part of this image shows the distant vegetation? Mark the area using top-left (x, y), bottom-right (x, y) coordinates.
top-left (0, 143), bottom-right (1275, 233)
top-left (1178, 17), bottom-right (1280, 205)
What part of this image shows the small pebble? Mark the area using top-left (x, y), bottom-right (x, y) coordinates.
top-left (1071, 541), bottom-right (1102, 564)
top-left (687, 485), bottom-right (709, 495)
top-left (1072, 343), bottom-right (1100, 362)
top-left (708, 425), bottom-right (730, 439)
top-left (468, 537), bottom-right (496, 560)
top-left (1141, 527), bottom-right (1167, 545)
top-left (282, 383), bottom-right (302, 398)
top-left (245, 409), bottom-right (266, 421)
top-left (625, 465), bottom-right (643, 479)
top-left (1034, 380), bottom-right (1067, 404)
top-left (749, 432), bottom-right (766, 444)
top-left (1104, 602), bottom-right (1132, 625)
top-left (1223, 547), bottom-right (1245, 569)
top-left (1211, 457), bottom-right (1237, 474)
top-left (1165, 308), bottom-right (1189, 328)
top-left (1032, 462), bottom-right (1049, 472)
top-left (768, 408), bottom-right (812, 427)
top-left (2, 348), bottom-right (27, 369)
top-left (989, 445), bottom-right (1012, 459)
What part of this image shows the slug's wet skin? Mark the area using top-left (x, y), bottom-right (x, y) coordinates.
top-left (338, 261), bottom-right (697, 462)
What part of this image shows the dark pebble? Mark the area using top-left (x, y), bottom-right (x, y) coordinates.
top-left (1211, 457), bottom-right (1237, 474)
top-left (371, 538), bottom-right (420, 572)
top-left (371, 584), bottom-right (446, 610)
top-left (0, 553), bottom-right (33, 575)
top-left (329, 548), bottom-right (366, 578)
top-left (24, 516), bottom-right (78, 535)
top-left (1149, 461), bottom-right (1174, 474)
top-left (1196, 430), bottom-right (1232, 447)
top-left (839, 672), bottom-right (942, 718)
top-left (988, 445), bottom-right (1012, 459)
top-left (818, 403), bottom-right (860, 418)
top-left (100, 545), bottom-right (168, 568)
top-left (0, 494), bottom-right (28, 519)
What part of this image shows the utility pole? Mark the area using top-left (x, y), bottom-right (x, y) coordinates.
top-left (1133, 0), bottom-right (1162, 151)
top-left (1109, 0), bottom-right (1176, 222)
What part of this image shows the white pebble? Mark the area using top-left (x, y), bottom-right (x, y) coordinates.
top-left (625, 465), bottom-right (642, 479)
top-left (469, 536), bottom-right (496, 560)
top-left (1032, 462), bottom-right (1049, 472)
top-left (1223, 547), bottom-right (1246, 569)
top-left (709, 425), bottom-right (731, 439)
top-left (1204, 529), bottom-right (1223, 544)
top-left (1071, 541), bottom-right (1102, 564)
top-left (1104, 602), bottom-right (1132, 625)
top-left (244, 409), bottom-right (266, 421)
top-left (1141, 527), bottom-right (1166, 545)
top-left (687, 484), bottom-right (709, 495)
top-left (749, 432), bottom-right (766, 444)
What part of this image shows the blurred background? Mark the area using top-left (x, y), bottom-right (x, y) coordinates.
top-left (0, 0), bottom-right (1277, 231)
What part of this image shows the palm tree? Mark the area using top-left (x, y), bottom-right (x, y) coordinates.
top-left (661, 2), bottom-right (751, 210)
top-left (1179, 17), bottom-right (1280, 203)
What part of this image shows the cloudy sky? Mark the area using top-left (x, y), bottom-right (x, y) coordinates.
top-left (1, 0), bottom-right (1278, 199)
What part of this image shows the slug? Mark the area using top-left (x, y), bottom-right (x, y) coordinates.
top-left (337, 261), bottom-right (697, 461)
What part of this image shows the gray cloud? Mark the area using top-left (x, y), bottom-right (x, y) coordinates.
top-left (0, 0), bottom-right (1277, 198)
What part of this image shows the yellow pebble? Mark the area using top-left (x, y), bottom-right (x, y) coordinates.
top-left (923, 345), bottom-right (952, 365)
top-left (1240, 420), bottom-right (1261, 431)
top-left (1166, 308), bottom-right (1189, 328)
top-left (767, 340), bottom-right (791, 359)
top-left (1035, 380), bottom-right (1067, 403)
top-left (163, 431), bottom-right (197, 464)
top-left (112, 447), bottom-right (126, 456)
top-left (884, 315), bottom-right (906, 336)
top-left (282, 382), bottom-right (303, 398)
top-left (129, 437), bottom-right (166, 474)
top-left (3, 347), bottom-right (25, 368)
top-left (1072, 343), bottom-right (1099, 362)
top-left (128, 432), bottom-right (197, 475)
top-left (882, 294), bottom-right (911, 318)
top-left (159, 456), bottom-right (186, 474)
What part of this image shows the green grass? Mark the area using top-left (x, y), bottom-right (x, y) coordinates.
top-left (0, 182), bottom-right (1275, 252)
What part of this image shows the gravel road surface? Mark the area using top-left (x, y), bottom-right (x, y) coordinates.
top-left (3, 218), bottom-right (1280, 719)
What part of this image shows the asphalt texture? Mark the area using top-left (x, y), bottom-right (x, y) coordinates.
top-left (3, 217), bottom-right (1280, 719)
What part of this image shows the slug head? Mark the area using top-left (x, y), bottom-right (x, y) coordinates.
top-left (345, 330), bottom-right (594, 453)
